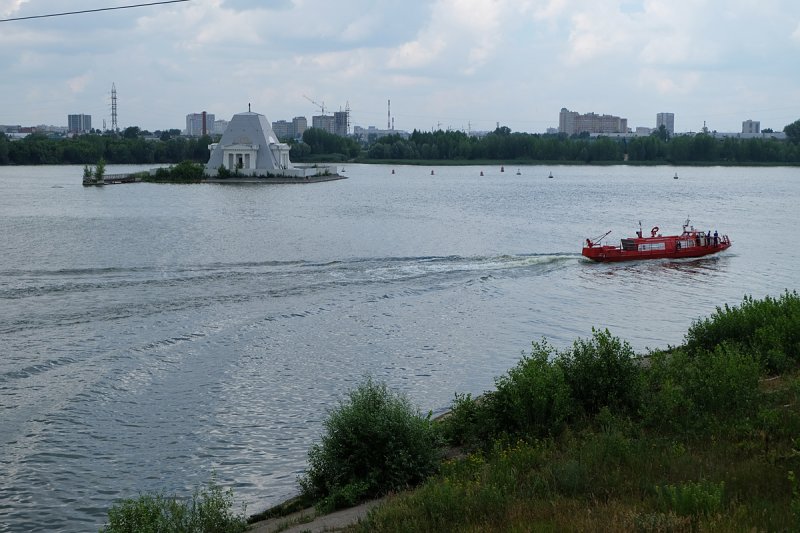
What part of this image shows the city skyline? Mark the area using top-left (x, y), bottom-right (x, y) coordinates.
top-left (1, 0), bottom-right (798, 134)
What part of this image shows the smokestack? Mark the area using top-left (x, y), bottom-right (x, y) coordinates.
top-left (202, 111), bottom-right (207, 136)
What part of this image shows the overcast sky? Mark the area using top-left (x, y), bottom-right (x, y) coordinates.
top-left (1, 0), bottom-right (799, 133)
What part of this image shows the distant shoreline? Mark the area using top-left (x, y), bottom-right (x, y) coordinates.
top-left (348, 159), bottom-right (800, 167)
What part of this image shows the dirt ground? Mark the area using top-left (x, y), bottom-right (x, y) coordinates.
top-left (247, 498), bottom-right (385, 533)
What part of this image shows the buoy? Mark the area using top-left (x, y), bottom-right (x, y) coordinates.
top-left (673, 172), bottom-right (678, 179)
top-left (480, 171), bottom-right (484, 176)
top-left (431, 170), bottom-right (435, 175)
top-left (391, 169), bottom-right (395, 174)
top-left (516, 169), bottom-right (521, 175)
top-left (501, 166), bottom-right (505, 172)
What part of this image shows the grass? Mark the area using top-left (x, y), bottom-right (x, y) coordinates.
top-left (100, 477), bottom-right (247, 533)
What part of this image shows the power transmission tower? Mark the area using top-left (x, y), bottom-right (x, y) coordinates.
top-left (111, 83), bottom-right (118, 132)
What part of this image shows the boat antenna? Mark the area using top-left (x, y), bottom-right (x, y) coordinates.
top-left (589, 230), bottom-right (612, 243)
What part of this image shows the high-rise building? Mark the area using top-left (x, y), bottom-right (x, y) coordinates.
top-left (67, 114), bottom-right (92, 134)
top-left (559, 108), bottom-right (627, 135)
top-left (213, 119), bottom-right (229, 135)
top-left (186, 112), bottom-right (215, 136)
top-left (272, 120), bottom-right (292, 139)
top-left (333, 111), bottom-right (349, 137)
top-left (292, 116), bottom-right (307, 137)
top-left (742, 119), bottom-right (760, 134)
top-left (271, 116), bottom-right (309, 139)
top-left (312, 115), bottom-right (335, 134)
top-left (656, 112), bottom-right (675, 135)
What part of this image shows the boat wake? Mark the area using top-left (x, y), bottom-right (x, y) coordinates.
top-left (0, 253), bottom-right (579, 335)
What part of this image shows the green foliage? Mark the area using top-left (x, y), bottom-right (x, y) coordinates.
top-left (94, 158), bottom-right (106, 180)
top-left (486, 339), bottom-right (573, 439)
top-left (298, 128), bottom-right (360, 160)
top-left (789, 470), bottom-right (800, 528)
top-left (438, 392), bottom-right (485, 448)
top-left (785, 118), bottom-right (800, 143)
top-left (299, 378), bottom-right (441, 510)
top-left (101, 478), bottom-right (247, 533)
top-left (655, 480), bottom-right (725, 517)
top-left (641, 344), bottom-right (760, 432)
top-left (1, 132), bottom-right (212, 165)
top-left (359, 128), bottom-right (800, 163)
top-left (557, 328), bottom-right (642, 417)
top-left (149, 161), bottom-right (206, 183)
top-left (685, 291), bottom-right (800, 372)
top-left (215, 165), bottom-right (231, 178)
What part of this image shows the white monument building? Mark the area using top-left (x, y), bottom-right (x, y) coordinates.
top-left (206, 109), bottom-right (336, 178)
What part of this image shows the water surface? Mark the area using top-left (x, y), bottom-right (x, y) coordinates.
top-left (0, 163), bottom-right (797, 531)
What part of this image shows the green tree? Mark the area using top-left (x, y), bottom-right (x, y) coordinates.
top-left (123, 126), bottom-right (141, 139)
top-left (300, 378), bottom-right (440, 510)
top-left (784, 118), bottom-right (800, 143)
top-left (653, 124), bottom-right (670, 142)
top-left (94, 158), bottom-right (106, 180)
top-left (0, 132), bottom-right (9, 164)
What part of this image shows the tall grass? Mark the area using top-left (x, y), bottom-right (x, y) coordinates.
top-left (101, 478), bottom-right (247, 533)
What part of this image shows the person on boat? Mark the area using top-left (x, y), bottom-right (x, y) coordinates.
top-left (706, 230), bottom-right (712, 246)
top-left (714, 230), bottom-right (719, 246)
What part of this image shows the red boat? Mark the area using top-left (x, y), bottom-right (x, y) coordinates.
top-left (582, 220), bottom-right (731, 262)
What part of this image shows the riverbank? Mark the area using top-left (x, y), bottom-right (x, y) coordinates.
top-left (241, 292), bottom-right (800, 532)
top-left (349, 158), bottom-right (800, 167)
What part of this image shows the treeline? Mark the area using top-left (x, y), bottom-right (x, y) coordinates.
top-left (366, 124), bottom-right (800, 163)
top-left (367, 121), bottom-right (800, 163)
top-left (289, 127), bottom-right (361, 162)
top-left (5, 120), bottom-right (800, 166)
top-left (0, 132), bottom-right (213, 165)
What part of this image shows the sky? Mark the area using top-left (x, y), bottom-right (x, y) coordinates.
top-left (1, 0), bottom-right (799, 134)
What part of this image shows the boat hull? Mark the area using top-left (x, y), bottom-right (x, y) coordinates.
top-left (582, 231), bottom-right (731, 263)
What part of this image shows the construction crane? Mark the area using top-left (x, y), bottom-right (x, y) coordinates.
top-left (303, 94), bottom-right (326, 116)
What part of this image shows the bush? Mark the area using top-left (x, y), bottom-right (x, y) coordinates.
top-left (101, 478), bottom-right (247, 533)
top-left (685, 291), bottom-right (800, 373)
top-left (557, 328), bottom-right (642, 417)
top-left (655, 480), bottom-right (725, 517)
top-left (439, 392), bottom-right (486, 448)
top-left (486, 340), bottom-right (573, 439)
top-left (299, 378), bottom-right (441, 510)
top-left (215, 164), bottom-right (231, 178)
top-left (148, 160), bottom-right (206, 182)
top-left (170, 160), bottom-right (206, 181)
top-left (641, 343), bottom-right (761, 432)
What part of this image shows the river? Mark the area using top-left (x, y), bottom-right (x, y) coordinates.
top-left (0, 163), bottom-right (797, 531)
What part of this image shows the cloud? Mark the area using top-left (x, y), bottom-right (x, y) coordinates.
top-left (388, 0), bottom-right (516, 74)
top-left (0, 0), bottom-right (28, 18)
top-left (66, 73), bottom-right (91, 94)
